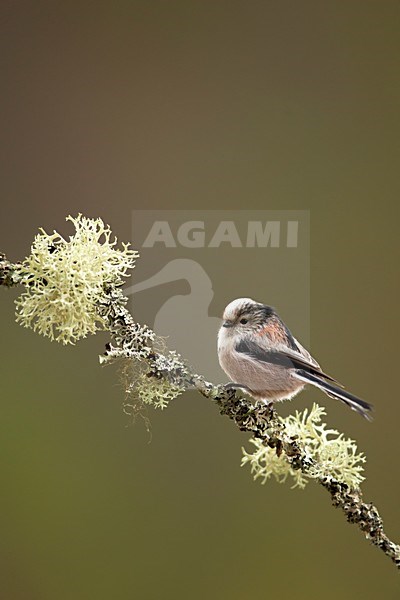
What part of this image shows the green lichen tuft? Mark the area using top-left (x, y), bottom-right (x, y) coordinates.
top-left (15, 215), bottom-right (138, 344)
top-left (136, 372), bottom-right (184, 410)
top-left (242, 403), bottom-right (366, 489)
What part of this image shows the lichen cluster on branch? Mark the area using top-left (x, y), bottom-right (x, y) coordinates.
top-left (14, 215), bottom-right (138, 344)
top-left (242, 404), bottom-right (366, 489)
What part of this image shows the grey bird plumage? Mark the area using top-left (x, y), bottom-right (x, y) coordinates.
top-left (217, 298), bottom-right (373, 420)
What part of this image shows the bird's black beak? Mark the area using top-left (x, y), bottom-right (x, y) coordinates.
top-left (222, 320), bottom-right (234, 328)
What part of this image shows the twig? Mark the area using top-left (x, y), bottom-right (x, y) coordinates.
top-left (0, 253), bottom-right (23, 287)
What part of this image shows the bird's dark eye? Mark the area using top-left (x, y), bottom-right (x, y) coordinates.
top-left (239, 318), bottom-right (248, 325)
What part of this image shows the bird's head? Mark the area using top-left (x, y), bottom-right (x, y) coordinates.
top-left (220, 298), bottom-right (275, 335)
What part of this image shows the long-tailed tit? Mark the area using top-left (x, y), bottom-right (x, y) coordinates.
top-left (218, 298), bottom-right (373, 420)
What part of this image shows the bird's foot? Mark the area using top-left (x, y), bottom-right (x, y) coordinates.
top-left (223, 382), bottom-right (252, 393)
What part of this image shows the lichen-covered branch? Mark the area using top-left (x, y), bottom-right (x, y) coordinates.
top-left (0, 253), bottom-right (23, 287)
top-left (96, 285), bottom-right (400, 569)
top-left (1, 243), bottom-right (399, 570)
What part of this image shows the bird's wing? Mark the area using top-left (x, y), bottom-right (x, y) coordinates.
top-left (291, 335), bottom-right (320, 369)
top-left (235, 338), bottom-right (341, 384)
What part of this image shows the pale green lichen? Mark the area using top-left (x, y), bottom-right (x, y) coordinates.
top-left (136, 372), bottom-right (183, 410)
top-left (102, 323), bottom-right (187, 420)
top-left (242, 436), bottom-right (309, 488)
top-left (15, 215), bottom-right (138, 344)
top-left (241, 404), bottom-right (366, 489)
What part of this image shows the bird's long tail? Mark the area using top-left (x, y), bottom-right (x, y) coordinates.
top-left (294, 369), bottom-right (373, 421)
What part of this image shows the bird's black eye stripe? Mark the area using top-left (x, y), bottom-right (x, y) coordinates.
top-left (239, 317), bottom-right (248, 325)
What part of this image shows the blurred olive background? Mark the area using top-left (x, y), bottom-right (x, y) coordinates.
top-left (1, 2), bottom-right (399, 599)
